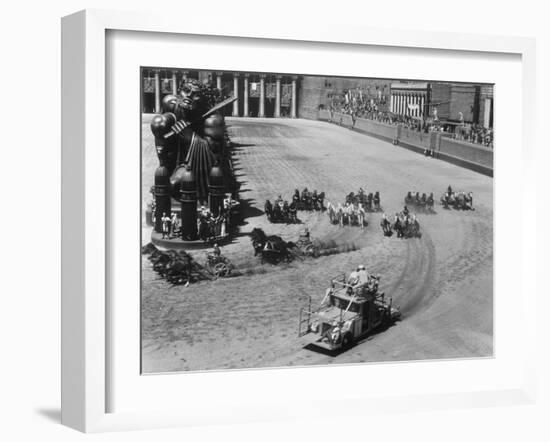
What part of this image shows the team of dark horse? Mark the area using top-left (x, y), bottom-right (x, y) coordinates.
top-left (404, 191), bottom-right (436, 213)
top-left (264, 197), bottom-right (299, 224)
top-left (264, 188), bottom-right (326, 224)
top-left (380, 207), bottom-right (422, 239)
top-left (292, 188), bottom-right (325, 211)
top-left (250, 227), bottom-right (320, 264)
top-left (440, 186), bottom-right (474, 210)
top-left (345, 188), bottom-right (382, 212)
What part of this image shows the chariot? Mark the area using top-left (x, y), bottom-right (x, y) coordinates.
top-left (205, 253), bottom-right (232, 278)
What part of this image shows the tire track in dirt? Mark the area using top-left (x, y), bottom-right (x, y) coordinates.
top-left (397, 233), bottom-right (437, 316)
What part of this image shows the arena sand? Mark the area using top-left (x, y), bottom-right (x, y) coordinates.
top-left (140, 117), bottom-right (493, 373)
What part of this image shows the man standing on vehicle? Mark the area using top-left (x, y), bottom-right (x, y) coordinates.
top-left (356, 265), bottom-right (370, 287)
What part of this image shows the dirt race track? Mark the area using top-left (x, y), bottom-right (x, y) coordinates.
top-left (141, 117), bottom-right (493, 373)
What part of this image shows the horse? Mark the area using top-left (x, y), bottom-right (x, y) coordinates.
top-left (317, 191), bottom-right (326, 211)
top-left (282, 201), bottom-right (290, 222)
top-left (427, 193), bottom-right (435, 211)
top-left (357, 203), bottom-right (367, 229)
top-left (373, 191), bottom-right (381, 211)
top-left (250, 228), bottom-right (294, 263)
top-left (345, 203), bottom-right (358, 226)
top-left (380, 215), bottom-right (392, 236)
top-left (272, 203), bottom-right (282, 222)
top-left (440, 192), bottom-right (451, 209)
top-left (164, 256), bottom-right (193, 285)
top-left (337, 204), bottom-right (345, 227)
top-left (326, 201), bottom-right (339, 225)
top-left (393, 217), bottom-right (403, 238)
top-left (465, 192), bottom-right (474, 210)
top-left (264, 199), bottom-right (273, 221)
top-left (357, 188), bottom-right (367, 205)
top-left (366, 193), bottom-right (373, 211)
top-left (407, 218), bottom-right (422, 238)
top-left (289, 201), bottom-right (298, 223)
top-left (456, 192), bottom-right (466, 210)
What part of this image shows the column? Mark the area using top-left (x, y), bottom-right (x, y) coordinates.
top-left (259, 74), bottom-right (266, 118)
top-left (216, 72), bottom-right (223, 91)
top-left (243, 74), bottom-right (249, 117)
top-left (398, 94), bottom-right (402, 115)
top-left (275, 75), bottom-right (281, 118)
top-left (182, 71), bottom-right (188, 83)
top-left (397, 94), bottom-right (401, 115)
top-left (390, 94), bottom-right (394, 113)
top-left (171, 71), bottom-right (177, 94)
top-left (232, 73), bottom-right (239, 117)
top-left (154, 69), bottom-right (161, 113)
top-left (483, 98), bottom-right (492, 128)
top-left (291, 76), bottom-right (297, 118)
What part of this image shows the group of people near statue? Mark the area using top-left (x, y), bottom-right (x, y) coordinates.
top-left (404, 191), bottom-right (436, 212)
top-left (380, 207), bottom-right (421, 239)
top-left (157, 195), bottom-right (237, 242)
top-left (441, 185), bottom-right (474, 210)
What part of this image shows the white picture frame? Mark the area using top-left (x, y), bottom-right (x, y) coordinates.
top-left (61, 9), bottom-right (537, 433)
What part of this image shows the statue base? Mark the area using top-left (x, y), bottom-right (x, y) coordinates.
top-left (146, 196), bottom-right (239, 250)
top-left (150, 230), bottom-right (231, 250)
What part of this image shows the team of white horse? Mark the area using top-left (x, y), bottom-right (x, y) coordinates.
top-left (326, 201), bottom-right (368, 228)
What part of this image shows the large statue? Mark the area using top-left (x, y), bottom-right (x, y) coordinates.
top-left (150, 79), bottom-right (234, 240)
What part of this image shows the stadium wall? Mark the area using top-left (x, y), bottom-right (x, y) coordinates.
top-left (317, 110), bottom-right (493, 177)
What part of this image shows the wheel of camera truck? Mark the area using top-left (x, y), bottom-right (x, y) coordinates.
top-left (342, 333), bottom-right (353, 349)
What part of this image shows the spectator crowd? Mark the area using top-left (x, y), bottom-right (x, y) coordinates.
top-left (326, 89), bottom-right (493, 149)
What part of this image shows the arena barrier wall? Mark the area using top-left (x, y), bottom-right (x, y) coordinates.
top-left (315, 110), bottom-right (493, 176)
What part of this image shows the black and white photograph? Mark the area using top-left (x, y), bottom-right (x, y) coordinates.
top-left (140, 68), bottom-right (494, 373)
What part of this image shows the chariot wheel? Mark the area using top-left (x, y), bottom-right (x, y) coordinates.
top-left (213, 262), bottom-right (230, 277)
top-left (304, 244), bottom-right (317, 257)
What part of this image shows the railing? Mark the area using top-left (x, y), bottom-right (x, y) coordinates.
top-left (316, 110), bottom-right (493, 176)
